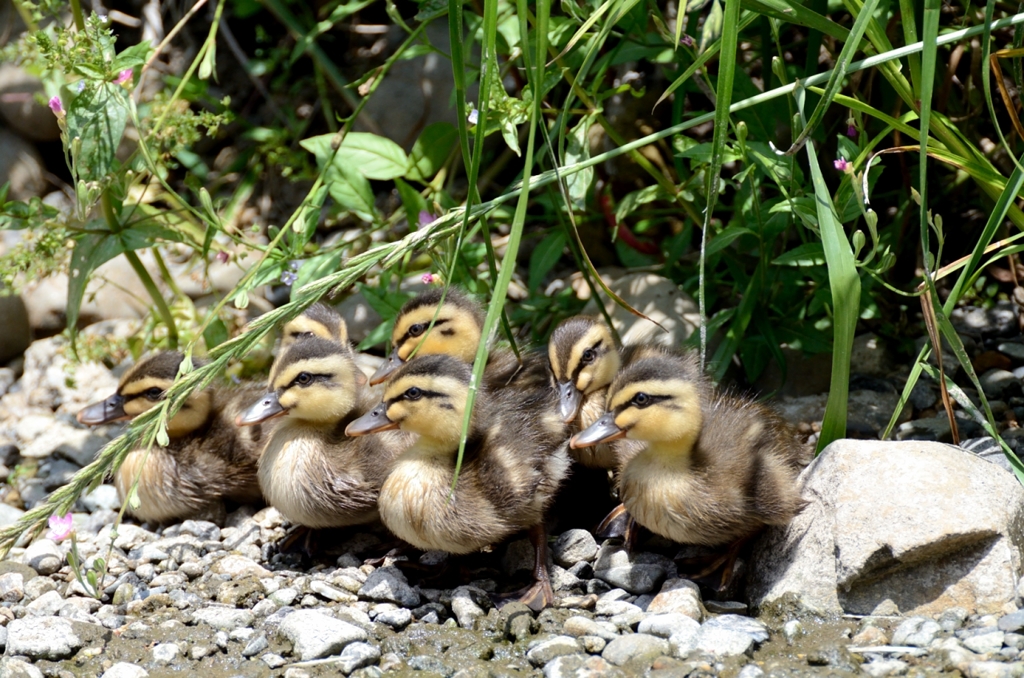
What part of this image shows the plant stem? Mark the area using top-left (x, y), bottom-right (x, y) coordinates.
top-left (69, 0), bottom-right (85, 31)
top-left (124, 250), bottom-right (179, 349)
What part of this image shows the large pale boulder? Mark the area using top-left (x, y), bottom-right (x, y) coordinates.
top-left (748, 439), bottom-right (1024, 617)
top-left (581, 272), bottom-right (698, 348)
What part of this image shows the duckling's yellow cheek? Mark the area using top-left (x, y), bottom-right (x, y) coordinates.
top-left (123, 400), bottom-right (153, 417)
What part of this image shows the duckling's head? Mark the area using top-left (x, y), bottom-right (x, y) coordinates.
top-left (570, 356), bottom-right (703, 452)
top-left (369, 288), bottom-right (483, 385)
top-left (280, 302), bottom-right (349, 350)
top-left (237, 336), bottom-right (360, 426)
top-left (348, 354), bottom-right (471, 447)
top-left (77, 352), bottom-right (213, 438)
top-left (548, 316), bottom-right (620, 423)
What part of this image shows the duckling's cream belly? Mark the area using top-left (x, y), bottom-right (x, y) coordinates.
top-left (258, 427), bottom-right (379, 529)
top-left (619, 450), bottom-right (752, 547)
top-left (379, 455), bottom-right (509, 554)
top-left (115, 448), bottom-right (211, 524)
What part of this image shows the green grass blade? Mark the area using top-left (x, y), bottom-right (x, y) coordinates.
top-left (698, 0), bottom-right (740, 368)
top-left (805, 140), bottom-right (859, 453)
top-left (742, 0), bottom-right (849, 41)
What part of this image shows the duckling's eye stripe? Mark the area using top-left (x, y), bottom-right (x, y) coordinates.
top-left (398, 318), bottom-right (450, 345)
top-left (384, 388), bottom-right (446, 405)
top-left (571, 340), bottom-right (604, 379)
top-left (289, 373), bottom-right (332, 387)
top-left (616, 394), bottom-right (672, 411)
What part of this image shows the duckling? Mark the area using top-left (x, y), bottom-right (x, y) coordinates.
top-left (280, 302), bottom-right (349, 350)
top-left (548, 316), bottom-right (692, 469)
top-left (347, 354), bottom-right (571, 610)
top-left (77, 352), bottom-right (265, 524)
top-left (571, 354), bottom-right (808, 587)
top-left (369, 288), bottom-right (530, 388)
top-left (236, 336), bottom-right (411, 529)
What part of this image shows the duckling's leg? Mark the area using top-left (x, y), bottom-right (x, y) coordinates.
top-left (681, 536), bottom-right (751, 593)
top-left (494, 525), bottom-right (556, 612)
top-left (594, 504), bottom-right (639, 552)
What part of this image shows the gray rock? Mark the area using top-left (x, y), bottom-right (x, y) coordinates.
top-left (602, 633), bottom-right (670, 666)
top-left (637, 612), bottom-right (700, 639)
top-left (242, 634), bottom-right (269, 658)
top-left (337, 642), bottom-right (380, 674)
top-left (1000, 610), bottom-right (1024, 632)
top-left (262, 654), bottom-right (288, 669)
top-left (0, 572), bottom-right (24, 602)
top-left (964, 631), bottom-right (1006, 654)
top-left (192, 606), bottom-right (254, 631)
top-left (595, 564), bottom-right (665, 595)
top-left (783, 619), bottom-right (804, 643)
top-left (890, 617), bottom-right (941, 647)
top-left (374, 607), bottom-right (411, 629)
top-left (851, 333), bottom-right (894, 378)
top-left (99, 663), bottom-right (148, 678)
top-left (737, 665), bottom-right (765, 678)
top-left (582, 272), bottom-right (698, 348)
top-left (646, 579), bottom-right (702, 620)
top-left (310, 580), bottom-right (356, 603)
top-left (965, 662), bottom-right (1024, 678)
top-left (358, 566), bottom-right (420, 607)
top-left (749, 440), bottom-right (1024, 616)
top-left (0, 295), bottom-right (30, 364)
top-left (553, 530), bottom-right (599, 567)
top-left (563, 616), bottom-right (619, 641)
top-left (862, 659), bottom-right (909, 678)
top-left (695, 626), bottom-right (755, 657)
top-left (0, 130), bottom-right (45, 201)
top-left (0, 504), bottom-right (24, 529)
top-left (702, 614), bottom-right (769, 644)
top-left (26, 590), bottom-right (64, 616)
top-left (6, 616), bottom-right (83, 660)
top-left (151, 643), bottom-right (179, 664)
top-left (528, 636), bottom-right (583, 666)
top-left (0, 64), bottom-right (60, 142)
top-left (450, 586), bottom-right (488, 628)
top-left (543, 654), bottom-right (626, 678)
top-left (278, 610), bottom-right (367, 661)
top-left (80, 484), bottom-right (121, 513)
top-left (23, 539), bottom-right (62, 576)
top-left (981, 369), bottom-right (1022, 400)
top-left (0, 658), bottom-right (44, 678)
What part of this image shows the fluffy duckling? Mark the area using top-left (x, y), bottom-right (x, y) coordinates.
top-left (236, 336), bottom-right (410, 529)
top-left (77, 352), bottom-right (264, 524)
top-left (571, 354), bottom-right (808, 584)
top-left (548, 316), bottom-right (692, 469)
top-left (369, 288), bottom-right (528, 388)
top-left (347, 354), bottom-right (571, 610)
top-left (280, 302), bottom-right (349, 351)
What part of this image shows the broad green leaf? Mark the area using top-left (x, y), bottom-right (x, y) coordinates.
top-left (110, 42), bottom-right (152, 74)
top-left (301, 133), bottom-right (410, 181)
top-left (705, 225), bottom-right (754, 256)
top-left (67, 229), bottom-right (125, 346)
top-left (615, 185), bottom-right (667, 223)
top-left (300, 137), bottom-right (378, 220)
top-left (395, 178), bottom-right (429, 229)
top-left (528, 229), bottom-right (567, 291)
top-left (66, 82), bottom-right (129, 182)
top-left (564, 115), bottom-right (594, 209)
top-left (292, 249), bottom-right (343, 296)
top-left (407, 123), bottom-right (458, 182)
top-left (203, 317), bottom-right (229, 350)
top-left (772, 242), bottom-right (826, 267)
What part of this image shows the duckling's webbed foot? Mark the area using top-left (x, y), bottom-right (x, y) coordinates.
top-left (595, 504), bottom-right (639, 552)
top-left (676, 536), bottom-right (751, 595)
top-left (494, 524), bottom-right (556, 612)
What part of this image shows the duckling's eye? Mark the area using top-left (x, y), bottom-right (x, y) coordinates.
top-left (632, 392), bottom-right (652, 408)
top-left (144, 387), bottom-right (163, 400)
top-left (581, 348), bottom-right (597, 364)
top-left (408, 323), bottom-right (428, 337)
top-left (405, 387), bottom-right (423, 400)
top-left (296, 372), bottom-right (313, 386)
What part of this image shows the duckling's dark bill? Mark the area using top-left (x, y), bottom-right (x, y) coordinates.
top-left (237, 393), bottom-right (287, 426)
top-left (570, 413), bottom-right (625, 448)
top-left (345, 405), bottom-right (398, 436)
top-left (557, 381), bottom-right (582, 423)
top-left (368, 348), bottom-right (403, 386)
top-left (77, 394), bottom-right (128, 426)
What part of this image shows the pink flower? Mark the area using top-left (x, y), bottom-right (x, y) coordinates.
top-left (115, 68), bottom-right (133, 86)
top-left (421, 273), bottom-right (438, 285)
top-left (834, 158), bottom-right (851, 172)
top-left (417, 211), bottom-right (434, 229)
top-left (48, 96), bottom-right (64, 119)
top-left (46, 513), bottom-right (73, 542)
top-left (846, 124), bottom-right (857, 138)
top-left (680, 34), bottom-right (694, 48)
top-left (215, 251), bottom-right (230, 264)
